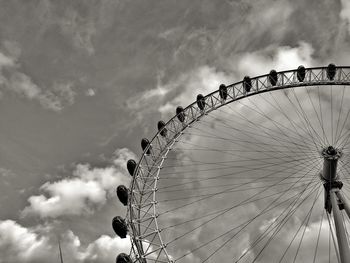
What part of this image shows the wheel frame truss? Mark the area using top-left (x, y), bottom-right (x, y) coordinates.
top-left (127, 66), bottom-right (350, 262)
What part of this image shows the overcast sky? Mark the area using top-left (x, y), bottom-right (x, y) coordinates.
top-left (1, 0), bottom-right (350, 262)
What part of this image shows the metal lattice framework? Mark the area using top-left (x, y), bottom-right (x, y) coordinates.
top-left (125, 66), bottom-right (350, 262)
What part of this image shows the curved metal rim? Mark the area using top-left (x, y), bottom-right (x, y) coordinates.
top-left (128, 65), bottom-right (350, 262)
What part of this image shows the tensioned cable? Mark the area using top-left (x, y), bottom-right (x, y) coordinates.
top-left (170, 161), bottom-right (320, 261)
top-left (289, 88), bottom-right (325, 148)
top-left (200, 112), bottom-right (320, 165)
top-left (305, 86), bottom-right (328, 146)
top-left (245, 93), bottom-right (322, 151)
top-left (246, 183), bottom-right (321, 263)
top-left (216, 100), bottom-right (318, 151)
top-left (157, 178), bottom-right (318, 203)
top-left (174, 177), bottom-right (320, 262)
top-left (200, 108), bottom-right (317, 152)
top-left (278, 88), bottom-right (323, 148)
top-left (317, 86), bottom-right (327, 143)
top-left (187, 110), bottom-right (319, 154)
top-left (234, 180), bottom-right (321, 262)
top-left (334, 85), bottom-right (346, 144)
top-left (157, 156), bottom-right (320, 190)
top-left (327, 212), bottom-right (341, 263)
top-left (201, 178), bottom-right (321, 263)
top-left (211, 104), bottom-right (319, 152)
top-left (276, 185), bottom-right (322, 263)
top-left (162, 181), bottom-right (318, 231)
top-left (179, 124), bottom-right (318, 162)
top-left (263, 90), bottom-right (320, 147)
top-left (313, 208), bottom-right (325, 263)
top-left (333, 101), bottom-right (350, 148)
top-left (292, 184), bottom-right (322, 263)
top-left (157, 158), bottom-right (321, 214)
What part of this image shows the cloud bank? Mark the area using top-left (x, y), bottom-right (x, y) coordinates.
top-left (22, 148), bottom-right (135, 218)
top-left (0, 220), bottom-right (130, 263)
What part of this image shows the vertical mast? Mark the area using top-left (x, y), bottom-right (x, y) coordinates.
top-left (58, 239), bottom-right (64, 263)
top-left (322, 146), bottom-right (350, 263)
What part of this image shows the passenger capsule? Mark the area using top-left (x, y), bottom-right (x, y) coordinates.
top-left (327, 63), bottom-right (336, 80)
top-left (176, 106), bottom-right (185, 122)
top-left (197, 94), bottom-right (205, 110)
top-left (116, 253), bottom-right (132, 263)
top-left (116, 185), bottom-right (128, 206)
top-left (127, 159), bottom-right (136, 176)
top-left (219, 84), bottom-right (228, 100)
top-left (243, 76), bottom-right (252, 92)
top-left (157, 121), bottom-right (167, 137)
top-left (268, 70), bottom-right (278, 86)
top-left (112, 216), bottom-right (128, 238)
top-left (141, 138), bottom-right (151, 154)
top-left (297, 65), bottom-right (306, 82)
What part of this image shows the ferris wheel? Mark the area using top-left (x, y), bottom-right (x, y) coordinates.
top-left (113, 65), bottom-right (350, 263)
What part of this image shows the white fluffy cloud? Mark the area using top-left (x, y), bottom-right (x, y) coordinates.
top-left (157, 66), bottom-right (232, 117)
top-left (236, 41), bottom-right (316, 77)
top-left (127, 65), bottom-right (233, 119)
top-left (0, 220), bottom-right (131, 263)
top-left (22, 148), bottom-right (135, 218)
top-left (81, 235), bottom-right (131, 262)
top-left (0, 220), bottom-right (52, 263)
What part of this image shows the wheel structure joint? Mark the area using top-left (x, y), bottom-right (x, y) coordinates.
top-left (324, 181), bottom-right (344, 213)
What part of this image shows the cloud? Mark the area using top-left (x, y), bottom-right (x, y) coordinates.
top-left (0, 219), bottom-right (131, 263)
top-left (0, 47), bottom-right (76, 112)
top-left (340, 0), bottom-right (350, 33)
top-left (236, 42), bottom-right (316, 76)
top-left (0, 220), bottom-right (52, 263)
top-left (22, 148), bottom-right (135, 218)
top-left (0, 52), bottom-right (15, 68)
top-left (81, 235), bottom-right (131, 262)
top-left (59, 7), bottom-right (96, 55)
top-left (0, 167), bottom-right (15, 178)
top-left (53, 82), bottom-right (76, 105)
top-left (126, 66), bottom-right (233, 120)
top-left (158, 66), bottom-right (232, 117)
top-left (86, 88), bottom-right (96, 97)
top-left (132, 42), bottom-right (315, 120)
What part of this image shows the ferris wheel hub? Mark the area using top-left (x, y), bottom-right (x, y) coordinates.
top-left (320, 146), bottom-right (342, 182)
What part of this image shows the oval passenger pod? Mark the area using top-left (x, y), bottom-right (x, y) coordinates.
top-left (112, 216), bottom-right (128, 239)
top-left (297, 65), bottom-right (306, 82)
top-left (243, 76), bottom-right (252, 93)
top-left (116, 253), bottom-right (132, 263)
top-left (141, 138), bottom-right (151, 154)
top-left (196, 94), bottom-right (205, 110)
top-left (327, 63), bottom-right (336, 81)
top-left (127, 159), bottom-right (136, 176)
top-left (116, 185), bottom-right (128, 206)
top-left (176, 106), bottom-right (185, 122)
top-left (219, 84), bottom-right (228, 100)
top-left (268, 70), bottom-right (278, 86)
top-left (157, 121), bottom-right (167, 137)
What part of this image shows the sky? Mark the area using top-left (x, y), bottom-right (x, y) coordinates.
top-left (1, 0), bottom-right (350, 262)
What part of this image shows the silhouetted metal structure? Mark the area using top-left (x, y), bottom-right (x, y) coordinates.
top-left (113, 65), bottom-right (350, 262)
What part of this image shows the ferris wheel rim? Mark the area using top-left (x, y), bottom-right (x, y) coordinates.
top-left (127, 65), bottom-right (350, 262)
